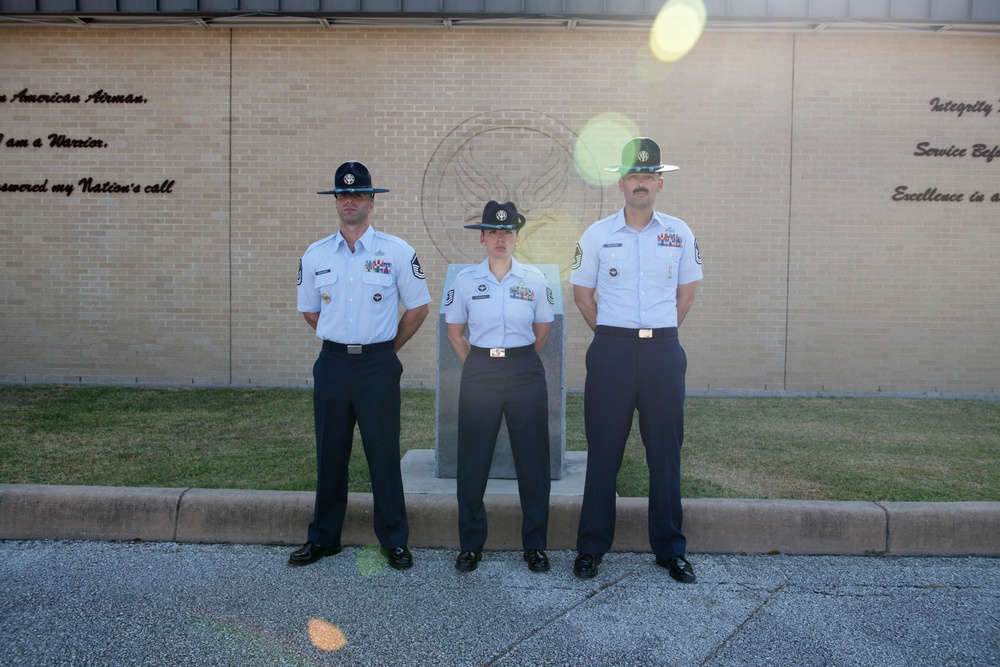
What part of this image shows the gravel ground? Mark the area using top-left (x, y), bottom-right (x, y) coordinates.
top-left (1, 541), bottom-right (998, 666)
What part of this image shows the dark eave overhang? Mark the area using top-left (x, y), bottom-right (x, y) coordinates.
top-left (2, 0), bottom-right (1000, 33)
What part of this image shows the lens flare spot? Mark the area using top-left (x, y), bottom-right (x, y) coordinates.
top-left (308, 618), bottom-right (347, 652)
top-left (650, 0), bottom-right (706, 64)
top-left (634, 43), bottom-right (676, 83)
top-left (574, 113), bottom-right (640, 187)
top-left (356, 545), bottom-right (386, 577)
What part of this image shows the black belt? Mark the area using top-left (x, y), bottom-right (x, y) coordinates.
top-left (469, 345), bottom-right (534, 358)
top-left (322, 340), bottom-right (394, 354)
top-left (595, 325), bottom-right (677, 338)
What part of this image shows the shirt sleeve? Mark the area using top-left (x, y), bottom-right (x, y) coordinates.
top-left (394, 243), bottom-right (432, 310)
top-left (677, 228), bottom-right (703, 285)
top-left (443, 274), bottom-right (468, 324)
top-left (570, 227), bottom-right (599, 288)
top-left (296, 253), bottom-right (321, 313)
top-left (533, 273), bottom-right (555, 324)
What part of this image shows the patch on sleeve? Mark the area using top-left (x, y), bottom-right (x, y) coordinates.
top-left (445, 288), bottom-right (454, 307)
top-left (411, 253), bottom-right (426, 279)
top-left (297, 259), bottom-right (303, 286)
top-left (546, 286), bottom-right (554, 305)
top-left (694, 238), bottom-right (702, 265)
top-left (571, 243), bottom-right (583, 271)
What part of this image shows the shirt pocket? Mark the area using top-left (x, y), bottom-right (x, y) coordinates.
top-left (466, 290), bottom-right (492, 319)
top-left (313, 271), bottom-right (338, 308)
top-left (313, 271), bottom-right (338, 291)
top-left (598, 244), bottom-right (630, 281)
top-left (653, 245), bottom-right (681, 284)
top-left (506, 294), bottom-right (538, 331)
top-left (599, 244), bottom-right (630, 268)
top-left (361, 272), bottom-right (393, 288)
top-left (361, 271), bottom-right (393, 304)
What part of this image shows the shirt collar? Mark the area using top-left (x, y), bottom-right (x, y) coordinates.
top-left (611, 207), bottom-right (669, 232)
top-left (334, 225), bottom-right (376, 251)
top-left (473, 257), bottom-right (526, 282)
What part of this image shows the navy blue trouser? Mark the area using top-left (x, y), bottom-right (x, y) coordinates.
top-left (576, 327), bottom-right (687, 560)
top-left (308, 345), bottom-right (408, 550)
top-left (457, 347), bottom-right (550, 552)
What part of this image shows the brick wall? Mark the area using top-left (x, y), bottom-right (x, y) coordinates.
top-left (2, 27), bottom-right (997, 393)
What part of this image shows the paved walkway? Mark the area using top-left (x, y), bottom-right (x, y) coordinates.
top-left (1, 540), bottom-right (998, 666)
top-left (2, 475), bottom-right (999, 665)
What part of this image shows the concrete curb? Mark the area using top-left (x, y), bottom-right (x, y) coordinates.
top-left (1, 484), bottom-right (998, 556)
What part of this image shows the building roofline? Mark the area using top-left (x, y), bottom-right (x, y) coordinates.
top-left (2, 0), bottom-right (999, 34)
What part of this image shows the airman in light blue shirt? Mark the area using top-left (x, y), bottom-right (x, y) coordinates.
top-left (299, 225), bottom-right (431, 345)
top-left (571, 208), bottom-right (701, 329)
top-left (569, 138), bottom-right (703, 585)
top-left (445, 200), bottom-right (554, 575)
top-left (446, 257), bottom-right (554, 349)
top-left (290, 160), bottom-right (429, 573)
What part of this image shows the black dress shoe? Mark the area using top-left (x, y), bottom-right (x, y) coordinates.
top-left (455, 550), bottom-right (481, 572)
top-left (573, 553), bottom-right (601, 579)
top-left (385, 546), bottom-right (413, 570)
top-left (656, 555), bottom-right (697, 584)
top-left (523, 549), bottom-right (550, 573)
top-left (288, 542), bottom-right (341, 567)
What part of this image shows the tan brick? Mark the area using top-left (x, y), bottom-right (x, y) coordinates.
top-left (1, 28), bottom-right (997, 394)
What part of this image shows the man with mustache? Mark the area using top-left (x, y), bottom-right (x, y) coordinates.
top-left (570, 138), bottom-right (703, 583)
top-left (292, 161), bottom-right (430, 571)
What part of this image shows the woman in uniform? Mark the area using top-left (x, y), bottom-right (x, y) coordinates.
top-left (445, 200), bottom-right (554, 573)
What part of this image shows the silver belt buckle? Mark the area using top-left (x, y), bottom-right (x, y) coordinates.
top-left (347, 345), bottom-right (363, 354)
top-left (639, 329), bottom-right (653, 339)
top-left (489, 348), bottom-right (506, 358)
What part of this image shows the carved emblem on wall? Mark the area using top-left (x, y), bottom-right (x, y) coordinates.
top-left (420, 111), bottom-right (604, 276)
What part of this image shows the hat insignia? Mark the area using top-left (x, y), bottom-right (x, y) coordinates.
top-left (343, 174), bottom-right (355, 185)
top-left (638, 150), bottom-right (650, 163)
top-left (496, 210), bottom-right (508, 222)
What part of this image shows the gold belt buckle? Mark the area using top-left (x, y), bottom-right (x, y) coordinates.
top-left (347, 345), bottom-right (363, 354)
top-left (489, 348), bottom-right (506, 358)
top-left (639, 329), bottom-right (653, 339)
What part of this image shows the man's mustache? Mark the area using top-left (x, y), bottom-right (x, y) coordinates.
top-left (632, 187), bottom-right (649, 195)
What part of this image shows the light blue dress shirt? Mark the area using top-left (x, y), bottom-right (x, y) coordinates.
top-left (570, 208), bottom-right (702, 328)
top-left (297, 225), bottom-right (431, 344)
top-left (445, 258), bottom-right (554, 348)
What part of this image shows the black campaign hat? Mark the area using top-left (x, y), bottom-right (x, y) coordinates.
top-left (464, 200), bottom-right (526, 231)
top-left (604, 137), bottom-right (679, 174)
top-left (318, 161), bottom-right (390, 195)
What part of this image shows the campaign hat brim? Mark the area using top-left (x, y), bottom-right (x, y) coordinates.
top-left (603, 164), bottom-right (679, 173)
top-left (317, 187), bottom-right (390, 195)
top-left (463, 213), bottom-right (526, 231)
